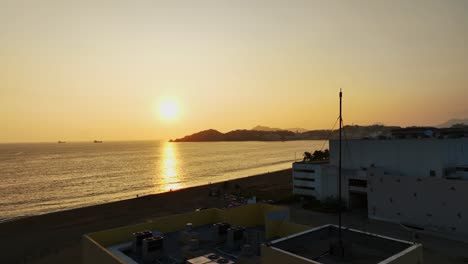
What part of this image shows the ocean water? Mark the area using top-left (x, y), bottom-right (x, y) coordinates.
top-left (0, 140), bottom-right (326, 221)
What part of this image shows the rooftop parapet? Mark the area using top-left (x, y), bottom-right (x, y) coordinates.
top-left (262, 224), bottom-right (422, 264)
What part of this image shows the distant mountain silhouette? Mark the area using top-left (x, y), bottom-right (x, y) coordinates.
top-left (172, 129), bottom-right (296, 142)
top-left (172, 125), bottom-right (402, 142)
top-left (252, 125), bottom-right (309, 133)
top-left (436, 118), bottom-right (468, 128)
top-left (251, 125), bottom-right (283, 131)
top-left (172, 129), bottom-right (225, 142)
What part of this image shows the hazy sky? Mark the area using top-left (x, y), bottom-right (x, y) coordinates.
top-left (1, 0), bottom-right (467, 142)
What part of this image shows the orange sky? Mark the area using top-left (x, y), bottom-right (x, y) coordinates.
top-left (1, 0), bottom-right (467, 142)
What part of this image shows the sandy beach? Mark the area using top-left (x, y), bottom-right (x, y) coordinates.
top-left (0, 169), bottom-right (293, 264)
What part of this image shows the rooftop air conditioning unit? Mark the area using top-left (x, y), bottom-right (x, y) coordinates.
top-left (132, 230), bottom-right (153, 255)
top-left (142, 235), bottom-right (164, 263)
top-left (227, 226), bottom-right (246, 250)
top-left (212, 222), bottom-right (231, 243)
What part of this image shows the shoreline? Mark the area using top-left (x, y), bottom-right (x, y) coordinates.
top-left (0, 168), bottom-right (293, 264)
top-left (0, 167), bottom-right (293, 223)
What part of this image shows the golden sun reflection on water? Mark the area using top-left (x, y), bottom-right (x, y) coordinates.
top-left (160, 142), bottom-right (183, 192)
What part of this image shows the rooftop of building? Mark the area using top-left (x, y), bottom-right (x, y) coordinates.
top-left (83, 203), bottom-right (311, 264)
top-left (268, 224), bottom-right (422, 264)
top-left (108, 224), bottom-right (268, 264)
top-left (83, 204), bottom-right (424, 264)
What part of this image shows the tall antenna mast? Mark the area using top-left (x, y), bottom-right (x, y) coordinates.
top-left (338, 88), bottom-right (343, 247)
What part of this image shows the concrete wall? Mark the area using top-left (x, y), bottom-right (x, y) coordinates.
top-left (368, 172), bottom-right (468, 240)
top-left (330, 138), bottom-right (468, 178)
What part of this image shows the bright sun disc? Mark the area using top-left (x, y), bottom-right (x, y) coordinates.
top-left (159, 100), bottom-right (179, 121)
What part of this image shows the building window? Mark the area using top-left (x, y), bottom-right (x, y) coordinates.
top-left (294, 185), bottom-right (315, 191)
top-left (349, 179), bottom-right (367, 188)
top-left (294, 169), bottom-right (316, 173)
top-left (294, 177), bottom-right (315, 182)
top-left (430, 170), bottom-right (436, 177)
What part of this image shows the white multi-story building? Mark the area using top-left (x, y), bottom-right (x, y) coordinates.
top-left (293, 138), bottom-right (468, 241)
top-left (292, 161), bottom-right (336, 199)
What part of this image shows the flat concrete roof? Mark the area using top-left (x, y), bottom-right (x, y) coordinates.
top-left (270, 224), bottom-right (420, 264)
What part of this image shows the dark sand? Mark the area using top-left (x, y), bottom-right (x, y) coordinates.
top-left (0, 169), bottom-right (292, 264)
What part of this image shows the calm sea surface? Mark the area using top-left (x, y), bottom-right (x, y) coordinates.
top-left (0, 140), bottom-right (326, 221)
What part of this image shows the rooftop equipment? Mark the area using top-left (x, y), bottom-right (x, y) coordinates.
top-left (132, 230), bottom-right (153, 255)
top-left (142, 235), bottom-right (164, 263)
top-left (227, 226), bottom-right (246, 250)
top-left (213, 222), bottom-right (231, 243)
top-left (214, 222), bottom-right (231, 234)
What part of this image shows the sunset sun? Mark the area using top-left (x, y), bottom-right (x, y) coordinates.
top-left (158, 99), bottom-right (180, 121)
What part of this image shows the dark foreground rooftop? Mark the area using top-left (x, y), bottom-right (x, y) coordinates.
top-left (107, 224), bottom-right (267, 264)
top-left (270, 224), bottom-right (422, 264)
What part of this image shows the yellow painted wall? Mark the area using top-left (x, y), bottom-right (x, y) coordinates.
top-left (274, 222), bottom-right (310, 237)
top-left (220, 204), bottom-right (265, 227)
top-left (89, 208), bottom-right (219, 247)
top-left (265, 220), bottom-right (282, 239)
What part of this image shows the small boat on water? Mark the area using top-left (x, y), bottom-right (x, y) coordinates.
top-left (93, 140), bottom-right (103, 143)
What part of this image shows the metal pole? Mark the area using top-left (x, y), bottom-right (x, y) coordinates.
top-left (339, 89), bottom-right (343, 246)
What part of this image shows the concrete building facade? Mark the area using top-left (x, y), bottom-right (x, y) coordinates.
top-left (292, 161), bottom-right (338, 200)
top-left (329, 138), bottom-right (468, 179)
top-left (293, 138), bottom-right (468, 241)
